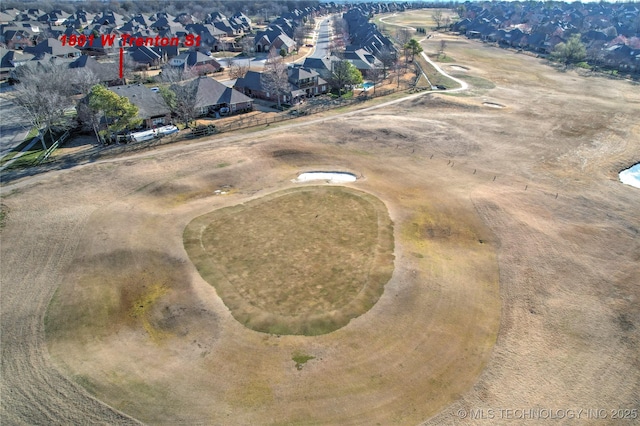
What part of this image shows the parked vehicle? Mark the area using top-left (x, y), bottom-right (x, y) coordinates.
top-left (129, 125), bottom-right (178, 142)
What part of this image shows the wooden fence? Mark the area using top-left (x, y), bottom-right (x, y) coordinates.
top-left (36, 130), bottom-right (70, 165)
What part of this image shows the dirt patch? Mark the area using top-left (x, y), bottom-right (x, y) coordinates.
top-left (46, 250), bottom-right (216, 345)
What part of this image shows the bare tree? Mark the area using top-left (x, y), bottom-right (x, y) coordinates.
top-left (587, 41), bottom-right (606, 72)
top-left (261, 48), bottom-right (290, 108)
top-left (378, 46), bottom-right (397, 81)
top-left (432, 9), bottom-right (444, 30)
top-left (12, 62), bottom-right (74, 149)
top-left (366, 67), bottom-right (382, 95)
top-left (396, 27), bottom-right (412, 47)
top-left (331, 15), bottom-right (349, 56)
top-left (160, 66), bottom-right (195, 84)
top-left (71, 69), bottom-right (100, 95)
top-left (160, 69), bottom-right (202, 128)
top-left (439, 40), bottom-right (447, 58)
top-left (75, 100), bottom-right (102, 143)
top-left (228, 57), bottom-right (249, 79)
top-left (293, 24), bottom-right (306, 51)
top-left (443, 16), bottom-right (452, 30)
top-left (240, 36), bottom-right (255, 69)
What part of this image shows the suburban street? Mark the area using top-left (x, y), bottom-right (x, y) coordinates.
top-left (310, 17), bottom-right (332, 59)
top-left (0, 89), bottom-right (29, 158)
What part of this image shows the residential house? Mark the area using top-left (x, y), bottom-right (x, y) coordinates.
top-left (171, 76), bottom-right (253, 116)
top-left (68, 54), bottom-right (123, 87)
top-left (108, 84), bottom-right (171, 128)
top-left (169, 51), bottom-right (221, 75)
top-left (302, 55), bottom-right (339, 79)
top-left (0, 46), bottom-right (34, 81)
top-left (342, 47), bottom-right (381, 74)
top-left (235, 67), bottom-right (326, 105)
top-left (271, 33), bottom-right (297, 54)
top-left (24, 37), bottom-right (81, 59)
top-left (0, 11), bottom-right (16, 25)
top-left (2, 28), bottom-right (34, 50)
top-left (254, 19), bottom-right (296, 53)
top-left (288, 65), bottom-right (329, 97)
top-left (234, 70), bottom-right (281, 102)
top-left (128, 45), bottom-right (162, 69)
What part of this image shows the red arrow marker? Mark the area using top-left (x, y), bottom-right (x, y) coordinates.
top-left (119, 47), bottom-right (124, 79)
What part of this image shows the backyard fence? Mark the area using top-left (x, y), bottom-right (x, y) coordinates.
top-left (36, 130), bottom-right (70, 165)
top-left (31, 84), bottom-right (414, 167)
top-left (216, 86), bottom-right (408, 134)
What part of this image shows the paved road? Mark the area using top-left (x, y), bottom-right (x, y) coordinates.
top-left (0, 90), bottom-right (30, 159)
top-left (309, 17), bottom-right (332, 60)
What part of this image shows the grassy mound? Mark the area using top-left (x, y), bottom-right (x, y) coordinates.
top-left (184, 186), bottom-right (394, 335)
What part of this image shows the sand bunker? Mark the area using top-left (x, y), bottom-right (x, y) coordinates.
top-left (483, 102), bottom-right (506, 109)
top-left (293, 172), bottom-right (357, 183)
top-left (619, 163), bottom-right (640, 189)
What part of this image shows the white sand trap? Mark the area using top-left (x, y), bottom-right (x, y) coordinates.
top-left (450, 65), bottom-right (469, 71)
top-left (483, 102), bottom-right (506, 108)
top-left (619, 163), bottom-right (640, 189)
top-left (293, 172), bottom-right (357, 183)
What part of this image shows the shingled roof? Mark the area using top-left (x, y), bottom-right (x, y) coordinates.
top-left (109, 84), bottom-right (170, 119)
top-left (172, 76), bottom-right (253, 108)
top-left (24, 37), bottom-right (81, 59)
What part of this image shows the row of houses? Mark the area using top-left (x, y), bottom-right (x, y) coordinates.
top-left (451, 1), bottom-right (639, 72)
top-left (233, 6), bottom-right (400, 106)
top-left (106, 78), bottom-right (254, 130)
top-left (93, 5), bottom-right (402, 129)
top-left (3, 3), bottom-right (410, 140)
top-left (0, 7), bottom-right (253, 75)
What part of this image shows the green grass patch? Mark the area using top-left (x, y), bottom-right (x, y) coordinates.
top-left (0, 129), bottom-right (68, 169)
top-left (292, 352), bottom-right (315, 370)
top-left (458, 75), bottom-right (496, 90)
top-left (0, 128), bottom-right (39, 165)
top-left (1, 148), bottom-right (43, 169)
top-left (434, 55), bottom-right (456, 63)
top-left (415, 55), bottom-right (458, 89)
top-left (330, 90), bottom-right (354, 99)
top-left (25, 127), bottom-right (39, 141)
top-left (184, 186), bottom-right (395, 335)
top-left (0, 204), bottom-right (8, 230)
top-left (215, 162), bottom-right (230, 168)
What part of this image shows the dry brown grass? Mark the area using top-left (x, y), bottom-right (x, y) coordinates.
top-left (1, 19), bottom-right (639, 426)
top-left (183, 186), bottom-right (394, 335)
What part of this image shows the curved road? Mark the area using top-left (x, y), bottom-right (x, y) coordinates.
top-left (0, 19), bottom-right (469, 426)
